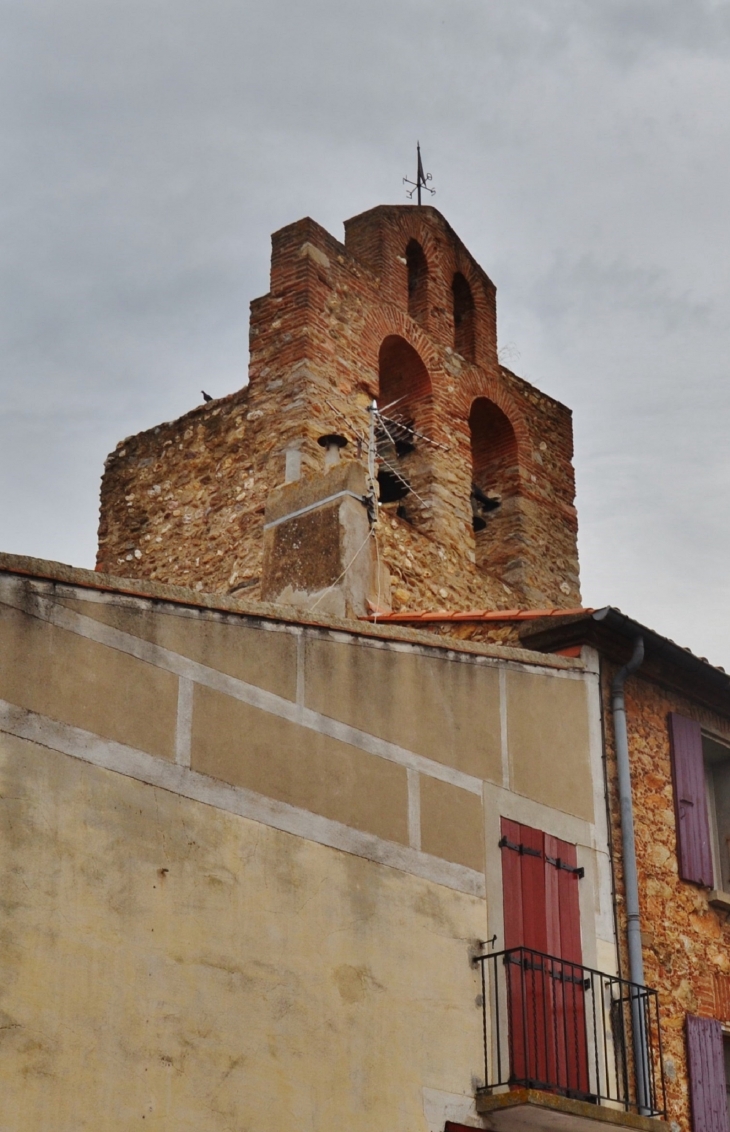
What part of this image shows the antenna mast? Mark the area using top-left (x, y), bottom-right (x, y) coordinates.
top-left (403, 142), bottom-right (435, 205)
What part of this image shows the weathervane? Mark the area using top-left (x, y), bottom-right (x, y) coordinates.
top-left (403, 142), bottom-right (435, 205)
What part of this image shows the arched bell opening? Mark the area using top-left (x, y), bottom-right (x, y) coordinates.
top-left (469, 397), bottom-right (520, 570)
top-left (406, 240), bottom-right (428, 326)
top-left (452, 272), bottom-right (476, 362)
top-left (376, 335), bottom-right (433, 526)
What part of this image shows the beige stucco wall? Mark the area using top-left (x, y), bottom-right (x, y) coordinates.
top-left (506, 668), bottom-right (593, 822)
top-left (0, 732), bottom-right (484, 1132)
top-left (0, 565), bottom-right (615, 1129)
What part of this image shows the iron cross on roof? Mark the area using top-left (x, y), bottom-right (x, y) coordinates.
top-left (403, 142), bottom-right (435, 205)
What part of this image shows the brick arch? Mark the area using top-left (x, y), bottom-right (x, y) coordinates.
top-left (469, 397), bottom-right (519, 497)
top-left (389, 214), bottom-right (443, 271)
top-left (450, 254), bottom-right (492, 361)
top-left (377, 335), bottom-right (432, 435)
top-left (358, 307), bottom-right (442, 398)
top-left (451, 271), bottom-right (476, 361)
top-left (449, 370), bottom-right (531, 457)
top-left (464, 384), bottom-right (530, 573)
top-left (386, 215), bottom-right (443, 324)
top-left (452, 253), bottom-right (489, 303)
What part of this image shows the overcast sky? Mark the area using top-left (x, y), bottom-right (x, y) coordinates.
top-left (1, 0), bottom-right (729, 668)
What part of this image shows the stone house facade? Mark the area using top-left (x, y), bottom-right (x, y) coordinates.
top-left (361, 603), bottom-right (730, 1132)
top-left (516, 610), bottom-right (730, 1132)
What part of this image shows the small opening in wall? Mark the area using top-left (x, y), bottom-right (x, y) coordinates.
top-left (377, 335), bottom-right (433, 525)
top-left (469, 397), bottom-right (518, 540)
top-left (406, 239), bottom-right (428, 325)
top-left (452, 272), bottom-right (476, 362)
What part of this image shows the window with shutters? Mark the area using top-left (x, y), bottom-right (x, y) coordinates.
top-left (725, 1037), bottom-right (730, 1131)
top-left (669, 714), bottom-right (730, 901)
top-left (669, 713), bottom-right (714, 889)
top-left (686, 1014), bottom-right (730, 1132)
top-left (705, 735), bottom-right (730, 899)
top-left (499, 819), bottom-right (589, 1098)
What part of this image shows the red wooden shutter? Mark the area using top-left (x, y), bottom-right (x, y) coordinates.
top-left (500, 823), bottom-right (583, 961)
top-left (669, 713), bottom-right (714, 887)
top-left (686, 1015), bottom-right (730, 1132)
top-left (546, 835), bottom-right (582, 963)
top-left (500, 821), bottom-right (588, 1098)
top-left (500, 818), bottom-right (525, 950)
top-left (520, 823), bottom-right (548, 954)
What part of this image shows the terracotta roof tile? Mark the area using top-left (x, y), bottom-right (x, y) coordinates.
top-left (364, 606), bottom-right (592, 623)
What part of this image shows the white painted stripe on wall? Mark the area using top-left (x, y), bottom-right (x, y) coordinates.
top-left (407, 768), bottom-right (421, 852)
top-left (0, 584), bottom-right (484, 796)
top-left (175, 677), bottom-right (193, 767)
top-left (296, 631), bottom-right (306, 707)
top-left (0, 700), bottom-right (486, 899)
top-left (499, 667), bottom-right (509, 790)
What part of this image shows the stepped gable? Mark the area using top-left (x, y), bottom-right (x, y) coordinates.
top-left (97, 204), bottom-right (581, 612)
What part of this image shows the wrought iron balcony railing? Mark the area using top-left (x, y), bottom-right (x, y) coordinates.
top-left (474, 947), bottom-right (666, 1119)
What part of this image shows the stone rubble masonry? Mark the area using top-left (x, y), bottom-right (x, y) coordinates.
top-left (97, 205), bottom-right (581, 613)
top-left (601, 666), bottom-right (730, 1132)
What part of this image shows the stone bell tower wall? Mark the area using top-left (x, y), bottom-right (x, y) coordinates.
top-left (97, 205), bottom-right (580, 610)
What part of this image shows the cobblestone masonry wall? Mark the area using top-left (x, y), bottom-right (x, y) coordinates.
top-left (601, 667), bottom-right (730, 1132)
top-left (97, 206), bottom-right (580, 612)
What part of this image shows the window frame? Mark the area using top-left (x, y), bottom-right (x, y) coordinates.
top-left (702, 729), bottom-right (730, 907)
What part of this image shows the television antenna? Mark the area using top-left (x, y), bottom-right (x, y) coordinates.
top-left (324, 396), bottom-right (448, 527)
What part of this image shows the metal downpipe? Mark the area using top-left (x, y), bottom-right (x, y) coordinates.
top-left (611, 635), bottom-right (650, 1112)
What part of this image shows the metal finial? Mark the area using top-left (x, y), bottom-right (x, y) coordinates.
top-left (403, 142), bottom-right (435, 205)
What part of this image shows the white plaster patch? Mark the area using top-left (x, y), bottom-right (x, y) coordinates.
top-left (422, 1086), bottom-right (483, 1131)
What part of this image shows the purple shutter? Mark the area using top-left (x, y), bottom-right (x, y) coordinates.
top-left (669, 713), bottom-right (714, 887)
top-left (686, 1015), bottom-right (730, 1132)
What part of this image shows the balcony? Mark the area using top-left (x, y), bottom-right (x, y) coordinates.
top-left (473, 948), bottom-right (667, 1132)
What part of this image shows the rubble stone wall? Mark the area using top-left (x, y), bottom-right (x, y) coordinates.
top-left (602, 666), bottom-right (730, 1132)
top-left (98, 205), bottom-right (580, 611)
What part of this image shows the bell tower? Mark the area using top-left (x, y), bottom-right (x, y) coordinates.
top-left (97, 205), bottom-right (580, 613)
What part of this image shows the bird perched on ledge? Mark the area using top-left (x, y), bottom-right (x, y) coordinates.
top-left (201, 390), bottom-right (213, 403)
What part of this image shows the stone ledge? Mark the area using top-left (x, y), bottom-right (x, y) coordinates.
top-left (475, 1088), bottom-right (668, 1132)
top-left (709, 889), bottom-right (730, 912)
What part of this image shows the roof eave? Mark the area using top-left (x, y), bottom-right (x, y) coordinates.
top-left (519, 606), bottom-right (730, 717)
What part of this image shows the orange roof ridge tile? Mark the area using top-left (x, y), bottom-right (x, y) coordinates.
top-left (364, 606), bottom-right (592, 623)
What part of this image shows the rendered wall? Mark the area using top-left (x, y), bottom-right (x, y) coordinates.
top-left (0, 561), bottom-right (613, 1130)
top-left (0, 733), bottom-right (485, 1132)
